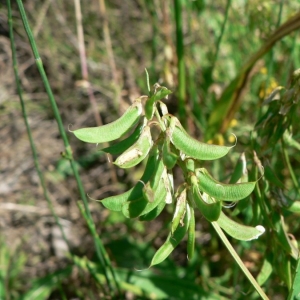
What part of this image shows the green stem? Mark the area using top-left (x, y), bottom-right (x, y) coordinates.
top-left (251, 167), bottom-right (273, 229)
top-left (265, 0), bottom-right (283, 94)
top-left (173, 0), bottom-right (186, 125)
top-left (77, 202), bottom-right (120, 295)
top-left (7, 0), bottom-right (72, 253)
top-left (210, 0), bottom-right (231, 79)
top-left (287, 255), bottom-right (300, 300)
top-left (211, 222), bottom-right (269, 300)
top-left (15, 0), bottom-right (119, 293)
top-left (154, 108), bottom-right (166, 131)
top-left (281, 138), bottom-right (300, 194)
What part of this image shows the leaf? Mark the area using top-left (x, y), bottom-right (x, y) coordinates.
top-left (20, 267), bottom-right (72, 300)
top-left (256, 256), bottom-right (273, 286)
top-left (288, 256), bottom-right (300, 300)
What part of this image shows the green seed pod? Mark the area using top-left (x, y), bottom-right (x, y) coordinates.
top-left (149, 203), bottom-right (191, 267)
top-left (215, 212), bottom-right (265, 241)
top-left (142, 158), bottom-right (165, 202)
top-left (158, 101), bottom-right (169, 116)
top-left (100, 146), bottom-right (159, 211)
top-left (114, 126), bottom-right (153, 169)
top-left (229, 152), bottom-right (248, 184)
top-left (187, 204), bottom-right (195, 260)
top-left (73, 97), bottom-right (143, 144)
top-left (122, 177), bottom-right (167, 218)
top-left (190, 174), bottom-right (221, 222)
top-left (171, 188), bottom-right (187, 234)
top-left (162, 135), bottom-right (178, 169)
top-left (196, 168), bottom-right (256, 201)
top-left (101, 118), bottom-right (146, 155)
top-left (162, 168), bottom-right (174, 204)
top-left (167, 116), bottom-right (233, 160)
top-left (139, 200), bottom-right (166, 221)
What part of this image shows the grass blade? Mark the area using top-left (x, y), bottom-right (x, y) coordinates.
top-left (211, 222), bottom-right (269, 300)
top-left (14, 0), bottom-right (119, 294)
top-left (173, 0), bottom-right (186, 125)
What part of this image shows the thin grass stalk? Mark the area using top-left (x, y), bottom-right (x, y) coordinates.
top-left (173, 0), bottom-right (186, 125)
top-left (287, 255), bottom-right (300, 300)
top-left (144, 1), bottom-right (159, 76)
top-left (211, 222), bottom-right (269, 300)
top-left (250, 155), bottom-right (273, 228)
top-left (265, 0), bottom-right (284, 95)
top-left (15, 0), bottom-right (118, 293)
top-left (77, 202), bottom-right (121, 296)
top-left (283, 32), bottom-right (297, 85)
top-left (281, 138), bottom-right (300, 195)
top-left (74, 0), bottom-right (117, 184)
top-left (185, 2), bottom-right (205, 130)
top-left (33, 0), bottom-right (52, 38)
top-left (74, 0), bottom-right (102, 127)
top-left (98, 0), bottom-right (119, 92)
top-left (210, 0), bottom-right (231, 81)
top-left (7, 0), bottom-right (71, 252)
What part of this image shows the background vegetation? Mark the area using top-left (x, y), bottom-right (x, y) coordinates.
top-left (1, 0), bottom-right (300, 299)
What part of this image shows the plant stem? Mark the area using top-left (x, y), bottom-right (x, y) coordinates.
top-left (98, 0), bottom-right (119, 90)
top-left (210, 0), bottom-right (231, 80)
top-left (173, 0), bottom-right (186, 125)
top-left (154, 108), bottom-right (166, 131)
top-left (281, 138), bottom-right (300, 195)
top-left (211, 222), bottom-right (269, 300)
top-left (7, 0), bottom-right (72, 252)
top-left (15, 0), bottom-right (119, 293)
top-left (74, 0), bottom-right (117, 184)
top-left (74, 0), bottom-right (102, 127)
top-left (287, 255), bottom-right (300, 300)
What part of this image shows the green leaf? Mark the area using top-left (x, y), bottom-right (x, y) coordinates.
top-left (272, 213), bottom-right (299, 259)
top-left (20, 267), bottom-right (72, 300)
top-left (288, 256), bottom-right (300, 300)
top-left (256, 256), bottom-right (273, 286)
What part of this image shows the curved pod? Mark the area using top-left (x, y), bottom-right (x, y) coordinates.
top-left (73, 98), bottom-right (142, 144)
top-left (100, 147), bottom-right (159, 211)
top-left (114, 126), bottom-right (153, 169)
top-left (215, 212), bottom-right (265, 241)
top-left (150, 203), bottom-right (191, 267)
top-left (196, 168), bottom-right (256, 201)
top-left (169, 116), bottom-right (233, 160)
